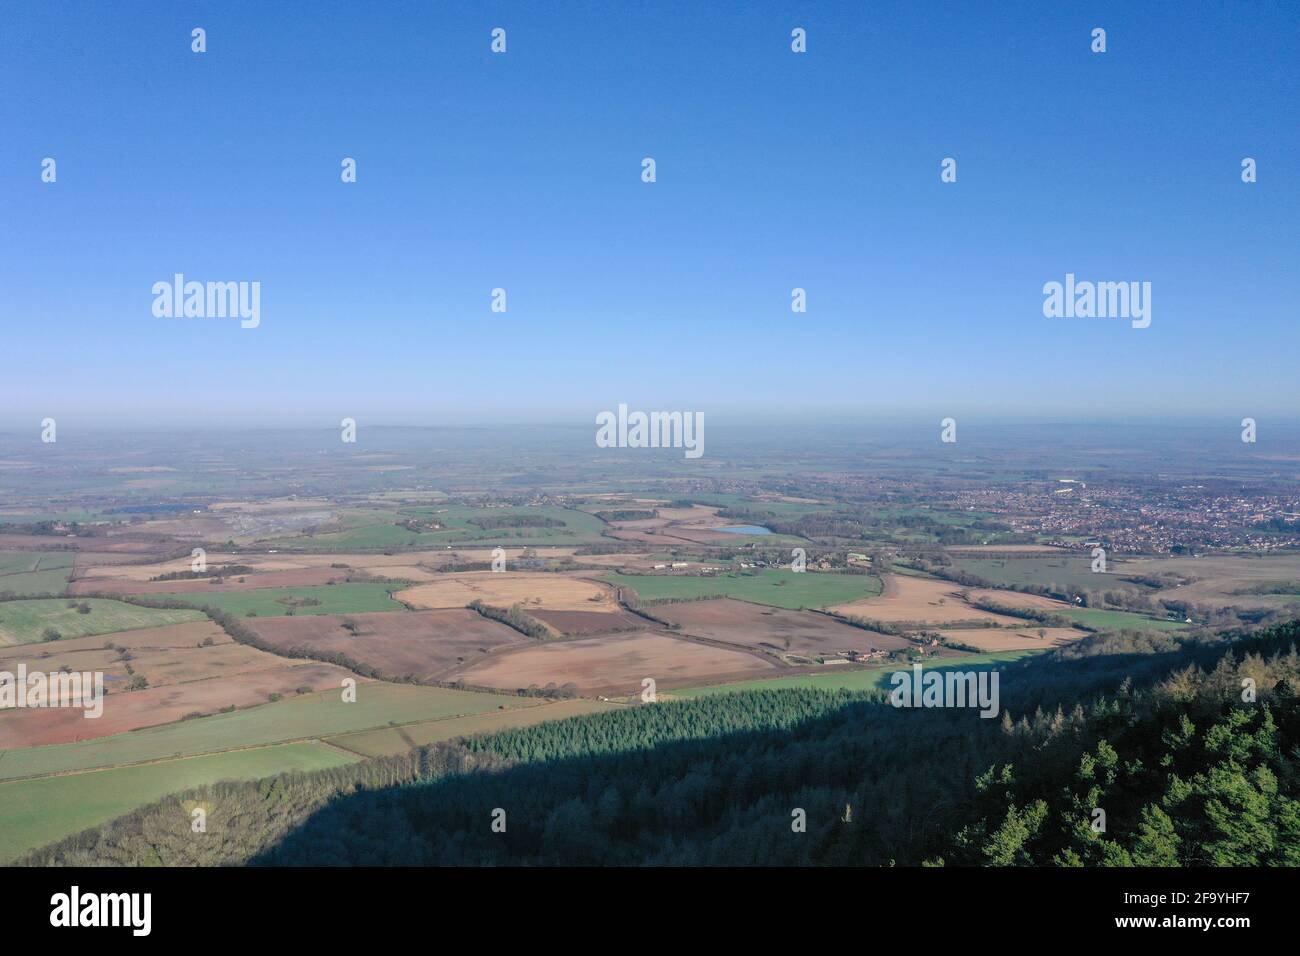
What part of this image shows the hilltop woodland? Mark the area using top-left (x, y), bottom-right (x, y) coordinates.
top-left (22, 621), bottom-right (1300, 867)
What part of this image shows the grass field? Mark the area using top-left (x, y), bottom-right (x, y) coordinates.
top-left (606, 569), bottom-right (882, 610)
top-left (0, 682), bottom-right (529, 780)
top-left (270, 505), bottom-right (610, 550)
top-left (670, 649), bottom-right (1043, 697)
top-left (0, 511), bottom-right (109, 525)
top-left (1058, 607), bottom-right (1188, 632)
top-left (166, 583), bottom-right (405, 617)
top-left (0, 742), bottom-right (358, 863)
top-left (949, 556), bottom-right (1145, 594)
top-left (0, 552), bottom-right (76, 576)
top-left (0, 598), bottom-right (205, 645)
top-left (325, 698), bottom-right (620, 757)
top-left (0, 551), bottom-right (77, 596)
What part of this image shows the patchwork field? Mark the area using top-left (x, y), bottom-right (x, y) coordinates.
top-left (608, 569), bottom-right (883, 610)
top-left (0, 598), bottom-right (206, 645)
top-left (397, 572), bottom-right (618, 611)
top-left (1058, 607), bottom-right (1188, 632)
top-left (936, 626), bottom-right (1084, 651)
top-left (0, 695), bottom-right (632, 863)
top-left (670, 650), bottom-right (1042, 697)
top-left (0, 551), bottom-right (76, 596)
top-left (71, 566), bottom-right (351, 596)
top-left (452, 630), bottom-right (779, 696)
top-left (948, 555), bottom-right (1143, 594)
top-left (0, 682), bottom-right (528, 781)
top-left (649, 598), bottom-right (912, 658)
top-left (571, 553), bottom-right (679, 570)
top-left (73, 548), bottom-right (582, 582)
top-left (528, 607), bottom-right (647, 635)
top-left (828, 575), bottom-right (1024, 625)
top-left (267, 504), bottom-right (610, 550)
top-left (244, 608), bottom-right (529, 680)
top-left (0, 620), bottom-right (227, 659)
top-left (325, 698), bottom-right (621, 757)
top-left (959, 588), bottom-right (1075, 612)
top-left (1124, 553), bottom-right (1300, 610)
top-left (0, 617), bottom-right (360, 746)
top-left (165, 583), bottom-right (405, 617)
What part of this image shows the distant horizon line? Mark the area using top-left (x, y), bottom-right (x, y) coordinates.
top-left (2, 417), bottom-right (1299, 434)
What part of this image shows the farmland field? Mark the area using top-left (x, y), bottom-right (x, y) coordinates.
top-left (0, 742), bottom-right (358, 864)
top-left (70, 566), bottom-right (352, 596)
top-left (0, 682), bottom-right (526, 780)
top-left (527, 607), bottom-right (647, 635)
top-left (1124, 553), bottom-right (1300, 610)
top-left (959, 588), bottom-right (1076, 612)
top-left (166, 583), bottom-right (405, 617)
top-left (947, 555), bottom-right (1146, 594)
top-left (244, 608), bottom-right (529, 680)
top-left (397, 572), bottom-right (618, 612)
top-left (73, 548), bottom-right (579, 581)
top-left (670, 649), bottom-right (1043, 697)
top-left (0, 660), bottom-right (360, 747)
top-left (1058, 607), bottom-right (1188, 632)
top-left (269, 505), bottom-right (610, 550)
top-left (828, 574), bottom-right (1024, 624)
top-left (452, 630), bottom-right (779, 696)
top-left (648, 598), bottom-right (912, 657)
top-left (0, 626), bottom-right (360, 747)
top-left (0, 551), bottom-right (76, 596)
top-left (936, 626), bottom-right (1084, 650)
top-left (608, 569), bottom-right (882, 610)
top-left (0, 620), bottom-right (227, 659)
top-left (325, 698), bottom-right (620, 757)
top-left (0, 598), bottom-right (205, 645)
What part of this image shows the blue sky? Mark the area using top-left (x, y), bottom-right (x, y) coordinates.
top-left (1, 0), bottom-right (1296, 428)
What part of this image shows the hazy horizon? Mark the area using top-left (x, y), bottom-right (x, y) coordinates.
top-left (5, 413), bottom-right (1300, 433)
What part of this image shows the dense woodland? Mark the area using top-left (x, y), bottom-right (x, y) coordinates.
top-left (21, 620), bottom-right (1300, 866)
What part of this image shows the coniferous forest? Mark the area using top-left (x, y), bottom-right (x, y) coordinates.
top-left (21, 621), bottom-right (1300, 867)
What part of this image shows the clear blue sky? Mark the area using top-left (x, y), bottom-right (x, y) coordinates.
top-left (1, 0), bottom-right (1296, 429)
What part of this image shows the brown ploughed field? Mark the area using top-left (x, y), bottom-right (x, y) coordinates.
top-left (451, 630), bottom-right (778, 697)
top-left (244, 608), bottom-right (528, 681)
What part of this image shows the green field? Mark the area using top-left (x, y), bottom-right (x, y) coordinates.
top-left (0, 551), bottom-right (76, 597)
top-left (270, 505), bottom-right (611, 551)
top-left (167, 582), bottom-right (406, 617)
top-left (671, 650), bottom-right (1043, 697)
top-left (325, 698), bottom-right (620, 758)
top-left (0, 597), bottom-right (204, 645)
top-left (0, 552), bottom-right (75, 576)
top-left (0, 742), bottom-right (358, 863)
top-left (0, 682), bottom-right (529, 781)
top-left (606, 569), bottom-right (883, 610)
top-left (949, 556), bottom-right (1146, 594)
top-left (1059, 607), bottom-right (1188, 632)
top-left (708, 530), bottom-right (810, 547)
top-left (0, 511), bottom-right (110, 525)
